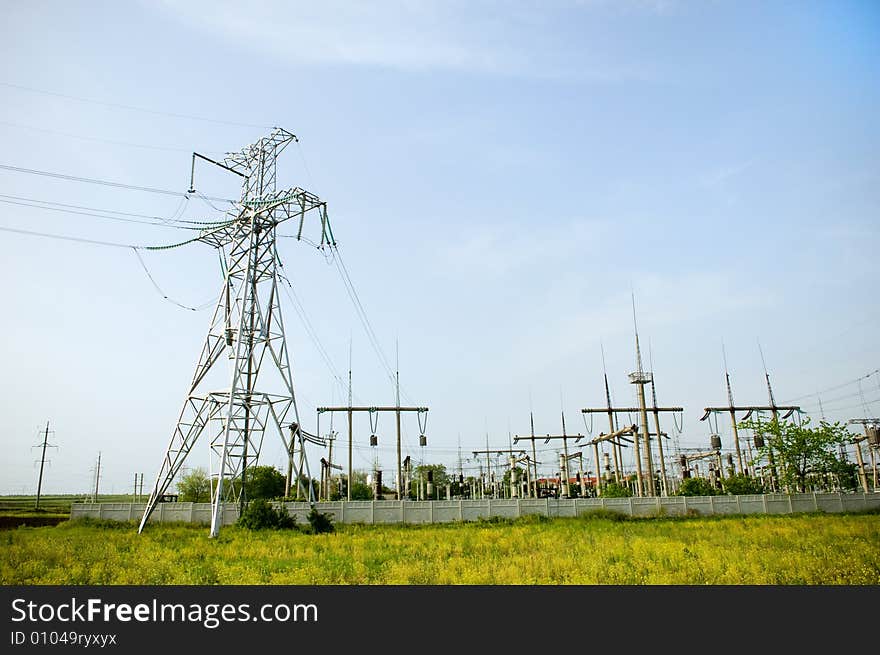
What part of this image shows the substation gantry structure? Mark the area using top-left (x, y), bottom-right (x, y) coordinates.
top-left (514, 412), bottom-right (583, 498)
top-left (138, 128), bottom-right (335, 538)
top-left (315, 403), bottom-right (429, 501)
top-left (471, 446), bottom-right (526, 498)
top-left (700, 359), bottom-right (800, 489)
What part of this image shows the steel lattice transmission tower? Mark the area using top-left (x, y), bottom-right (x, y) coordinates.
top-left (138, 128), bottom-right (335, 537)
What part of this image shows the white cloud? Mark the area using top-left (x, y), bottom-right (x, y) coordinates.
top-left (153, 0), bottom-right (662, 80)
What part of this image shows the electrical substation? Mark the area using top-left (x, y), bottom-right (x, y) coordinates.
top-left (10, 129), bottom-right (878, 530)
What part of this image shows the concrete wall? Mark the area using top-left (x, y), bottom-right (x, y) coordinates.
top-left (70, 492), bottom-right (880, 526)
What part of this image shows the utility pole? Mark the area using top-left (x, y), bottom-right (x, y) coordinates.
top-left (93, 452), bottom-right (102, 503)
top-left (628, 295), bottom-right (653, 496)
top-left (600, 344), bottom-right (624, 484)
top-left (33, 420), bottom-right (56, 510)
top-left (286, 423), bottom-right (326, 499)
top-left (847, 419), bottom-right (879, 493)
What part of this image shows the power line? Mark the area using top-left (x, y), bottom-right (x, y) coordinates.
top-left (0, 192), bottom-right (194, 225)
top-left (328, 244), bottom-right (421, 406)
top-left (132, 249), bottom-right (217, 312)
top-left (1, 81), bottom-right (272, 129)
top-left (0, 119), bottom-right (214, 154)
top-left (782, 368), bottom-right (880, 403)
top-left (0, 196), bottom-right (202, 230)
top-left (0, 163), bottom-right (235, 203)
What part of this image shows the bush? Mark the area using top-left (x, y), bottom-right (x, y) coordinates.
top-left (721, 474), bottom-right (764, 496)
top-left (676, 478), bottom-right (718, 497)
top-left (306, 508), bottom-right (334, 534)
top-left (237, 499), bottom-right (297, 530)
top-left (601, 482), bottom-right (633, 498)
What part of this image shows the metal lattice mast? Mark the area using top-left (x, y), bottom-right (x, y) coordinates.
top-left (138, 128), bottom-right (334, 537)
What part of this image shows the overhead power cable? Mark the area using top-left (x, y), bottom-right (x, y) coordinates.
top-left (328, 244), bottom-right (420, 406)
top-left (0, 119), bottom-right (216, 154)
top-left (0, 163), bottom-right (235, 203)
top-left (782, 368), bottom-right (880, 404)
top-left (1, 81), bottom-right (272, 129)
top-left (0, 196), bottom-right (202, 230)
top-left (132, 249), bottom-right (217, 312)
top-left (0, 224), bottom-right (207, 251)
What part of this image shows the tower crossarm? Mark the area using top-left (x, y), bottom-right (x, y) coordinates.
top-left (700, 405), bottom-right (801, 422)
top-left (682, 450), bottom-right (720, 463)
top-left (582, 407), bottom-right (683, 414)
top-left (196, 187), bottom-right (331, 249)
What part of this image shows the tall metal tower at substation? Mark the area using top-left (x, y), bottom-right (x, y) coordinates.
top-left (138, 128), bottom-right (334, 537)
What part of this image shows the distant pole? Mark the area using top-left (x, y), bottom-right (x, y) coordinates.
top-left (348, 360), bottom-right (353, 501)
top-left (93, 452), bottom-right (102, 502)
top-left (34, 420), bottom-right (51, 510)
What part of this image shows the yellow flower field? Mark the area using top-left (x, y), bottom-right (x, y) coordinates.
top-left (2, 512), bottom-right (878, 585)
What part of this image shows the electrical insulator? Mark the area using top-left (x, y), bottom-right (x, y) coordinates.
top-left (710, 434), bottom-right (722, 450)
top-left (754, 435), bottom-right (765, 448)
top-left (419, 434), bottom-right (427, 447)
top-left (370, 434), bottom-right (378, 447)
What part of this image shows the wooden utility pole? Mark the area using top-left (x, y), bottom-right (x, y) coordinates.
top-left (847, 419), bottom-right (879, 493)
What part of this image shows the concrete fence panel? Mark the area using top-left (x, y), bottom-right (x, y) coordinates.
top-left (70, 492), bottom-right (878, 526)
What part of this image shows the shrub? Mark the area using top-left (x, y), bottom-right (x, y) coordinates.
top-left (676, 478), bottom-right (718, 497)
top-left (721, 474), bottom-right (764, 496)
top-left (306, 508), bottom-right (334, 534)
top-left (601, 482), bottom-right (633, 498)
top-left (237, 499), bottom-right (298, 530)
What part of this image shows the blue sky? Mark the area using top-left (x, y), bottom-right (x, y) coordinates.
top-left (1, 0), bottom-right (878, 495)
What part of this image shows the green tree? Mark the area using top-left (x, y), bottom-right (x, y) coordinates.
top-left (244, 465), bottom-right (286, 500)
top-left (828, 458), bottom-right (859, 491)
top-left (721, 473), bottom-right (764, 496)
top-left (349, 482), bottom-right (374, 500)
top-left (739, 417), bottom-right (854, 493)
top-left (676, 477), bottom-right (718, 496)
top-left (410, 463), bottom-right (448, 499)
top-left (601, 482), bottom-right (633, 497)
top-left (177, 468), bottom-right (211, 502)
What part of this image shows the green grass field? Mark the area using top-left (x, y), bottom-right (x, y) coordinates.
top-left (2, 511), bottom-right (879, 585)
